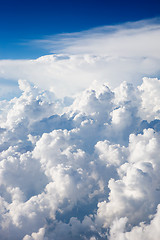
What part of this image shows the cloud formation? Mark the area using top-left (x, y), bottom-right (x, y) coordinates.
top-left (0, 18), bottom-right (160, 99)
top-left (0, 77), bottom-right (160, 239)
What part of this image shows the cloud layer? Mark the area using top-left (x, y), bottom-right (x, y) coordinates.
top-left (0, 18), bottom-right (160, 99)
top-left (0, 77), bottom-right (160, 239)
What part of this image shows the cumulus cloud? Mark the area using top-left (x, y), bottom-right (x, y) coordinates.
top-left (0, 77), bottom-right (160, 239)
top-left (0, 18), bottom-right (160, 99)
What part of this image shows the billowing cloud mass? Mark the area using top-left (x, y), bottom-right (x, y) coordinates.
top-left (0, 18), bottom-right (160, 99)
top-left (0, 77), bottom-right (160, 239)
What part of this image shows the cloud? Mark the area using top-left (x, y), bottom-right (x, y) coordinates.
top-left (1, 16), bottom-right (160, 240)
top-left (109, 204), bottom-right (160, 240)
top-left (32, 18), bottom-right (160, 56)
top-left (96, 128), bottom-right (160, 229)
top-left (0, 18), bottom-right (160, 99)
top-left (0, 77), bottom-right (160, 239)
top-left (0, 79), bottom-right (20, 100)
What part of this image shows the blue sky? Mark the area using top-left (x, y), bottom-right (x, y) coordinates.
top-left (1, 0), bottom-right (160, 59)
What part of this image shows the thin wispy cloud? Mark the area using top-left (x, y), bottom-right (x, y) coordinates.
top-left (31, 17), bottom-right (160, 56)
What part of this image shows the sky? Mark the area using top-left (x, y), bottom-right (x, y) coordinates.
top-left (1, 0), bottom-right (160, 59)
top-left (1, 1), bottom-right (160, 239)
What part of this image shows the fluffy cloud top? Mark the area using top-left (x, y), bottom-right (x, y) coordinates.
top-left (0, 77), bottom-right (160, 239)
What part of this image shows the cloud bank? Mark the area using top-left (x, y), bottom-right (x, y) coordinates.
top-left (0, 18), bottom-right (160, 99)
top-left (0, 77), bottom-right (160, 239)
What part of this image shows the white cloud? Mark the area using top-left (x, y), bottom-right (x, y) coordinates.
top-left (138, 77), bottom-right (160, 121)
top-left (0, 18), bottom-right (160, 99)
top-left (96, 128), bottom-right (160, 229)
top-left (1, 17), bottom-right (160, 239)
top-left (33, 18), bottom-right (160, 57)
top-left (0, 77), bottom-right (160, 239)
top-left (109, 204), bottom-right (160, 240)
top-left (23, 228), bottom-right (47, 240)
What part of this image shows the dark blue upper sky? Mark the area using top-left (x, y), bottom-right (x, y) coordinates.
top-left (1, 0), bottom-right (160, 59)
